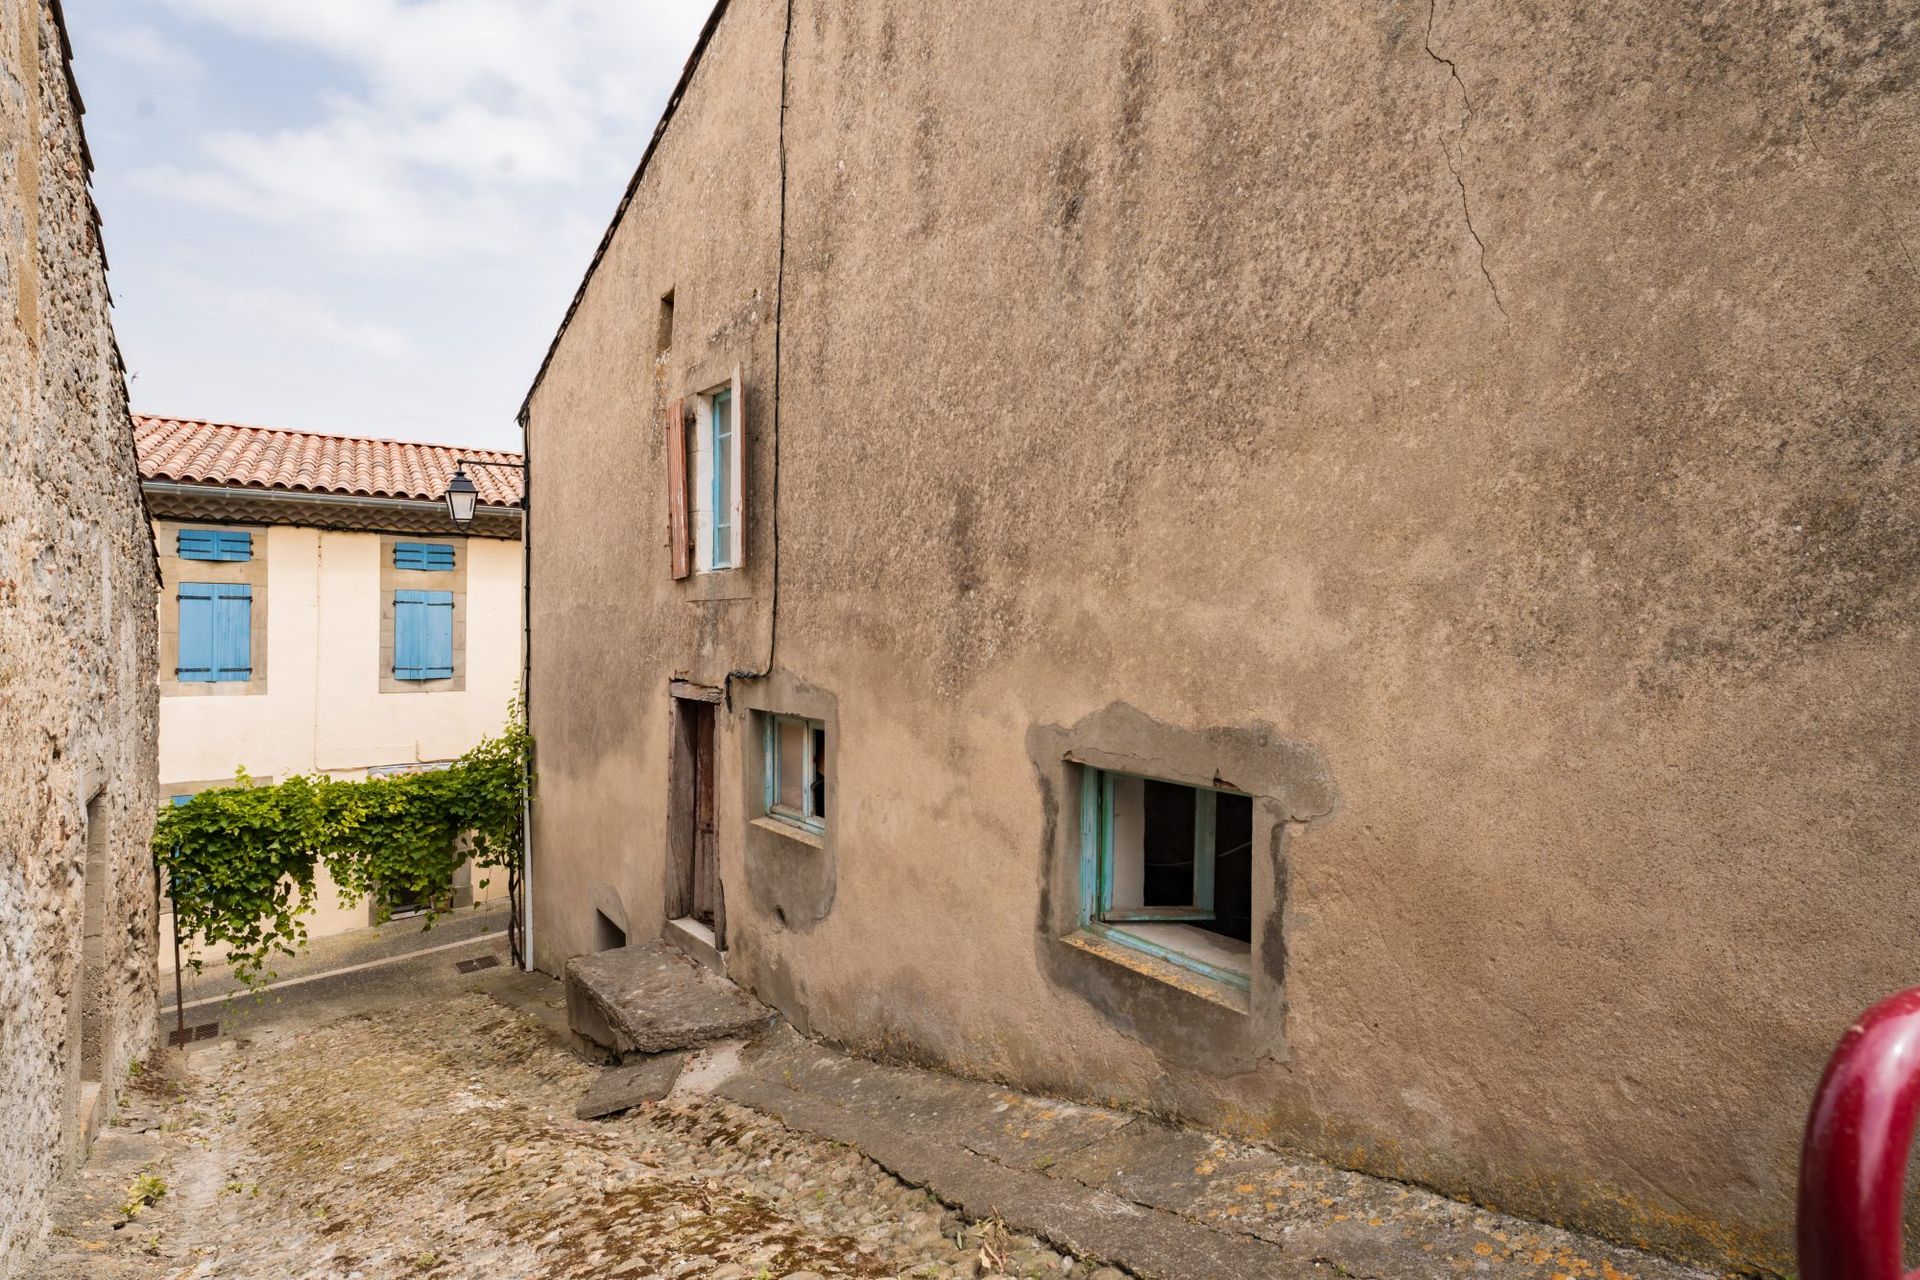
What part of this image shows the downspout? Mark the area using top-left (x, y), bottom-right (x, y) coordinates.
top-left (517, 405), bottom-right (535, 972)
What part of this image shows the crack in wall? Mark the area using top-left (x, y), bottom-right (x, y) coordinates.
top-left (1424, 0), bottom-right (1508, 319)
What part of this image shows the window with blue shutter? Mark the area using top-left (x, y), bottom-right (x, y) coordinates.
top-left (177, 583), bottom-right (252, 682)
top-left (178, 529), bottom-right (252, 562)
top-left (394, 542), bottom-right (456, 572)
top-left (393, 590), bottom-right (454, 680)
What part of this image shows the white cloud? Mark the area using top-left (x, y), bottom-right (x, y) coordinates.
top-left (96, 25), bottom-right (205, 82)
top-left (138, 0), bottom-right (712, 259)
top-left (226, 288), bottom-right (414, 359)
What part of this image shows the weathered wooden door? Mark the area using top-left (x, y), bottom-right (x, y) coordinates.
top-left (690, 702), bottom-right (718, 929)
top-left (669, 693), bottom-right (724, 947)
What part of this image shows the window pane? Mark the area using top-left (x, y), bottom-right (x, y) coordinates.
top-left (1202, 792), bottom-right (1255, 943)
top-left (1140, 780), bottom-right (1196, 907)
top-left (810, 725), bottom-right (826, 821)
top-left (712, 390), bottom-right (733, 566)
top-left (776, 719), bottom-right (805, 811)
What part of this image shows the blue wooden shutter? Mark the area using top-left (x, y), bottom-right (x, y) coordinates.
top-left (394, 542), bottom-right (455, 572)
top-left (177, 583), bottom-right (216, 680)
top-left (212, 585), bottom-right (252, 680)
top-left (178, 529), bottom-right (251, 562)
top-left (394, 590), bottom-right (454, 680)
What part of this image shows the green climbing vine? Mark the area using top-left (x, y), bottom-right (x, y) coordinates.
top-left (153, 708), bottom-right (530, 989)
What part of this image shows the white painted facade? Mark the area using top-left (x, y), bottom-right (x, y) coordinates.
top-left (156, 522), bottom-right (522, 969)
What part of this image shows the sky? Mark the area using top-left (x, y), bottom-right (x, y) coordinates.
top-left (66, 0), bottom-right (715, 451)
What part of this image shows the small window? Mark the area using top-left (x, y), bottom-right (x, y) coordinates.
top-left (178, 528), bottom-right (251, 562)
top-left (710, 386), bottom-right (734, 569)
top-left (394, 542), bottom-right (456, 572)
top-left (393, 590), bottom-right (454, 681)
top-left (177, 582), bottom-right (252, 682)
top-left (682, 373), bottom-right (745, 575)
top-left (657, 289), bottom-right (675, 354)
top-left (764, 714), bottom-right (826, 833)
top-left (1082, 768), bottom-right (1253, 989)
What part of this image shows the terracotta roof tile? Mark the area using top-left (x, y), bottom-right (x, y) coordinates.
top-left (133, 415), bottom-right (523, 507)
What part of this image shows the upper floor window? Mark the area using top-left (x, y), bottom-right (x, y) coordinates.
top-left (666, 368), bottom-right (745, 578)
top-left (177, 583), bottom-right (252, 682)
top-left (394, 542), bottom-right (456, 572)
top-left (177, 529), bottom-right (251, 562)
top-left (393, 590), bottom-right (454, 681)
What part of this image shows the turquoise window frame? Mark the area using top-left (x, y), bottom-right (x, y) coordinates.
top-left (1078, 766), bottom-right (1250, 992)
top-left (763, 713), bottom-right (824, 834)
top-left (710, 386), bottom-right (734, 569)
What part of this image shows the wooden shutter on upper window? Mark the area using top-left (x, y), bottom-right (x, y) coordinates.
top-left (665, 396), bottom-right (692, 580)
top-left (728, 366), bottom-right (746, 570)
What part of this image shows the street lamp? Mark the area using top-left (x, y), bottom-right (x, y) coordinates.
top-left (444, 468), bottom-right (480, 527)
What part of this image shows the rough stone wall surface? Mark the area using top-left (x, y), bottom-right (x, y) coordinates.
top-left (526, 0), bottom-right (1920, 1270)
top-left (0, 0), bottom-right (160, 1273)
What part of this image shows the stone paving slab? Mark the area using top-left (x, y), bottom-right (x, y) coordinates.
top-left (564, 939), bottom-right (771, 1057)
top-left (576, 1053), bottom-right (685, 1119)
top-left (717, 1029), bottom-right (1730, 1280)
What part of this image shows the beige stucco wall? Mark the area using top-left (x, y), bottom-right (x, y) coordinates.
top-left (0, 0), bottom-right (161, 1271)
top-left (524, 0), bottom-right (1920, 1271)
top-left (156, 521), bottom-right (520, 963)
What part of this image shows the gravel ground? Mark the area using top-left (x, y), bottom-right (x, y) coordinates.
top-left (24, 988), bottom-right (1123, 1280)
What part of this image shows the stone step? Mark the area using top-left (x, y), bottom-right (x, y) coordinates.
top-left (563, 940), bottom-right (769, 1060)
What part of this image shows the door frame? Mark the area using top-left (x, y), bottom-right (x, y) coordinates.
top-left (666, 685), bottom-right (724, 948)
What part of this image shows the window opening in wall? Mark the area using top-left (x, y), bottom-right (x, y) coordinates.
top-left (1082, 768), bottom-right (1252, 990)
top-left (177, 528), bottom-right (251, 562)
top-left (177, 583), bottom-right (252, 682)
top-left (710, 386), bottom-right (734, 569)
top-left (657, 289), bottom-right (675, 353)
top-left (393, 590), bottom-right (454, 681)
top-left (764, 714), bottom-right (826, 834)
top-left (393, 542), bottom-right (456, 571)
top-left (595, 910), bottom-right (628, 952)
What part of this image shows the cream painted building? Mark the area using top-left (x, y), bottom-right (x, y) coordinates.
top-left (134, 416), bottom-right (523, 966)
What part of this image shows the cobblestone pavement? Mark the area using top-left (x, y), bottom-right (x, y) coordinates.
top-left (25, 987), bottom-right (1119, 1280)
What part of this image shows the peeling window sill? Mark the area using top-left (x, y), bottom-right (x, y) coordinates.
top-left (751, 815), bottom-right (823, 850)
top-left (1063, 925), bottom-right (1251, 1014)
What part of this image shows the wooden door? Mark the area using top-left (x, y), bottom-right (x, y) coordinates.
top-left (691, 702), bottom-right (717, 927)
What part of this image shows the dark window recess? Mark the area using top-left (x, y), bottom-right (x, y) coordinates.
top-left (595, 910), bottom-right (627, 952)
top-left (1211, 791), bottom-right (1254, 944)
top-left (810, 725), bottom-right (827, 823)
top-left (1132, 780), bottom-right (1252, 944)
top-left (657, 289), bottom-right (675, 353)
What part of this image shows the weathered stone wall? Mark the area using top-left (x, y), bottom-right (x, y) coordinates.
top-left (0, 0), bottom-right (160, 1272)
top-left (525, 0), bottom-right (1920, 1269)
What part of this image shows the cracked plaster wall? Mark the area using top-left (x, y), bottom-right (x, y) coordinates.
top-left (527, 0), bottom-right (1920, 1269)
top-left (0, 1), bottom-right (160, 1273)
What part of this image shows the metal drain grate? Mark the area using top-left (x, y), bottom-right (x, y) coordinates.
top-left (167, 1022), bottom-right (219, 1046)
top-left (454, 955), bottom-right (502, 974)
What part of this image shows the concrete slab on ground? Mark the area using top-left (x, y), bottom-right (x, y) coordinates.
top-left (715, 1028), bottom-right (1722, 1280)
top-left (564, 940), bottom-right (769, 1057)
top-left (576, 1053), bottom-right (685, 1119)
